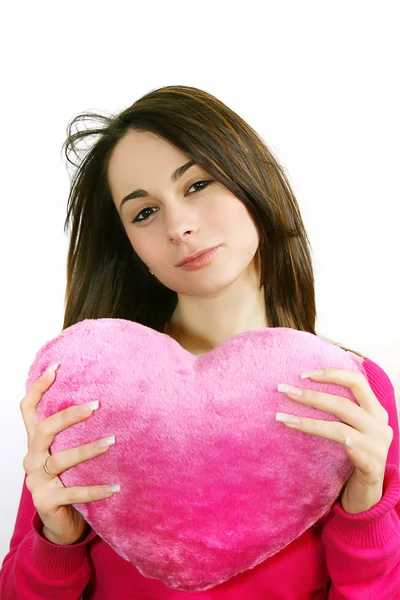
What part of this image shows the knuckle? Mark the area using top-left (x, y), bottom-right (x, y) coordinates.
top-left (23, 454), bottom-right (31, 474)
top-left (66, 486), bottom-right (81, 504)
top-left (332, 395), bottom-right (348, 412)
top-left (58, 408), bottom-right (71, 426)
top-left (334, 423), bottom-right (346, 438)
top-left (354, 371), bottom-right (366, 385)
top-left (386, 425), bottom-right (394, 443)
top-left (21, 382), bottom-right (46, 409)
top-left (63, 405), bottom-right (79, 423)
top-left (307, 389), bottom-right (321, 405)
top-left (375, 408), bottom-right (390, 426)
top-left (19, 394), bottom-right (33, 411)
top-left (35, 419), bottom-right (48, 437)
top-left (82, 487), bottom-right (95, 502)
top-left (25, 473), bottom-right (34, 493)
top-left (61, 486), bottom-right (72, 503)
top-left (28, 375), bottom-right (52, 400)
top-left (31, 489), bottom-right (46, 510)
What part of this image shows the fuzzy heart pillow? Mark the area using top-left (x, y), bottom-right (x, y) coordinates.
top-left (26, 319), bottom-right (366, 592)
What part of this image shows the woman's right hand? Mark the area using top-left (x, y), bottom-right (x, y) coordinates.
top-left (20, 364), bottom-right (119, 546)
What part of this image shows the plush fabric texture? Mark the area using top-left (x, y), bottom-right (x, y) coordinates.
top-left (25, 318), bottom-right (367, 592)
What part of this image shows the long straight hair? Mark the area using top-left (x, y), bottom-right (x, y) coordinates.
top-left (60, 84), bottom-right (365, 358)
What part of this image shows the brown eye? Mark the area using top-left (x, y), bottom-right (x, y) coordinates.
top-left (187, 180), bottom-right (211, 194)
top-left (131, 180), bottom-right (212, 224)
top-left (131, 207), bottom-right (157, 224)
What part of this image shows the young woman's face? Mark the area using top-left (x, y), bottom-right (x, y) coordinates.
top-left (108, 131), bottom-right (260, 296)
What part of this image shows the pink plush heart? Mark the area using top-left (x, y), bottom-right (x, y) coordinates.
top-left (26, 319), bottom-right (365, 592)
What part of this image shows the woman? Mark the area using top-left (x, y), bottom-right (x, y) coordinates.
top-left (1, 85), bottom-right (399, 599)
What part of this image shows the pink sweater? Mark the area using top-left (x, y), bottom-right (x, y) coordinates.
top-left (1, 357), bottom-right (399, 599)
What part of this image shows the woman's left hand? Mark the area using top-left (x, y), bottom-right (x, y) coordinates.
top-left (276, 365), bottom-right (394, 514)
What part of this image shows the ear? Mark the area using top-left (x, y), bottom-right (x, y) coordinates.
top-left (346, 350), bottom-right (365, 364)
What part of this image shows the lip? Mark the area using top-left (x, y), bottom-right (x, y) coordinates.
top-left (179, 246), bottom-right (220, 270)
top-left (176, 245), bottom-right (220, 267)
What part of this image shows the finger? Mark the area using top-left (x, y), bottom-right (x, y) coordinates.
top-left (286, 388), bottom-right (388, 436)
top-left (30, 402), bottom-right (99, 456)
top-left (32, 482), bottom-right (119, 511)
top-left (42, 435), bottom-right (114, 479)
top-left (302, 368), bottom-right (384, 418)
top-left (280, 413), bottom-right (393, 473)
top-left (342, 443), bottom-right (385, 483)
top-left (281, 416), bottom-right (364, 448)
top-left (20, 365), bottom-right (60, 443)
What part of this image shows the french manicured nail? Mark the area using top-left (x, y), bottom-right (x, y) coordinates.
top-left (104, 484), bottom-right (120, 493)
top-left (80, 400), bottom-right (99, 412)
top-left (277, 384), bottom-right (303, 396)
top-left (345, 437), bottom-right (356, 449)
top-left (300, 370), bottom-right (324, 379)
top-left (44, 363), bottom-right (60, 375)
top-left (276, 412), bottom-right (302, 424)
top-left (95, 436), bottom-right (115, 448)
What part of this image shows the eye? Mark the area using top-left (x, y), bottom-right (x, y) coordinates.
top-left (130, 180), bottom-right (213, 224)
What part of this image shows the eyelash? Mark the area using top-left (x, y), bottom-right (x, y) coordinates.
top-left (130, 180), bottom-right (213, 224)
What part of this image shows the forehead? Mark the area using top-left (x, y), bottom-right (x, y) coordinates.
top-left (108, 131), bottom-right (188, 182)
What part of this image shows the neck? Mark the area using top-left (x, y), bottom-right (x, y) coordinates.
top-left (164, 280), bottom-right (268, 355)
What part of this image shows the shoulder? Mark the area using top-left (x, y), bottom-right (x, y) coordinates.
top-left (345, 350), bottom-right (365, 364)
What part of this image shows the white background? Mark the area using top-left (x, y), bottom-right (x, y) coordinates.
top-left (0, 0), bottom-right (399, 563)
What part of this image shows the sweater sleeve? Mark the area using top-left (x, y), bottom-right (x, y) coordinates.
top-left (322, 357), bottom-right (400, 599)
top-left (0, 472), bottom-right (98, 599)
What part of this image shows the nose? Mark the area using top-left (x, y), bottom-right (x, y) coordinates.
top-left (165, 209), bottom-right (200, 243)
top-left (168, 226), bottom-right (198, 243)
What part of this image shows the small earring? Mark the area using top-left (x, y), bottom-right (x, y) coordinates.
top-left (149, 269), bottom-right (154, 275)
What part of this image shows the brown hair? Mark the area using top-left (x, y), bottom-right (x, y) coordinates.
top-left (60, 84), bottom-right (365, 358)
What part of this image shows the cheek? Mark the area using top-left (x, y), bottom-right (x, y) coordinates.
top-left (125, 231), bottom-right (153, 264)
top-left (219, 198), bottom-right (259, 247)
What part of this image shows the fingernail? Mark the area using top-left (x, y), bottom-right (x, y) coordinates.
top-left (300, 370), bottom-right (324, 379)
top-left (96, 435), bottom-right (115, 448)
top-left (44, 363), bottom-right (60, 375)
top-left (80, 400), bottom-right (99, 412)
top-left (104, 484), bottom-right (120, 493)
top-left (345, 437), bottom-right (356, 449)
top-left (277, 384), bottom-right (303, 396)
top-left (276, 412), bottom-right (302, 424)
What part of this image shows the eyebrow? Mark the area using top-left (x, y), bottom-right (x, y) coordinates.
top-left (119, 160), bottom-right (197, 212)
